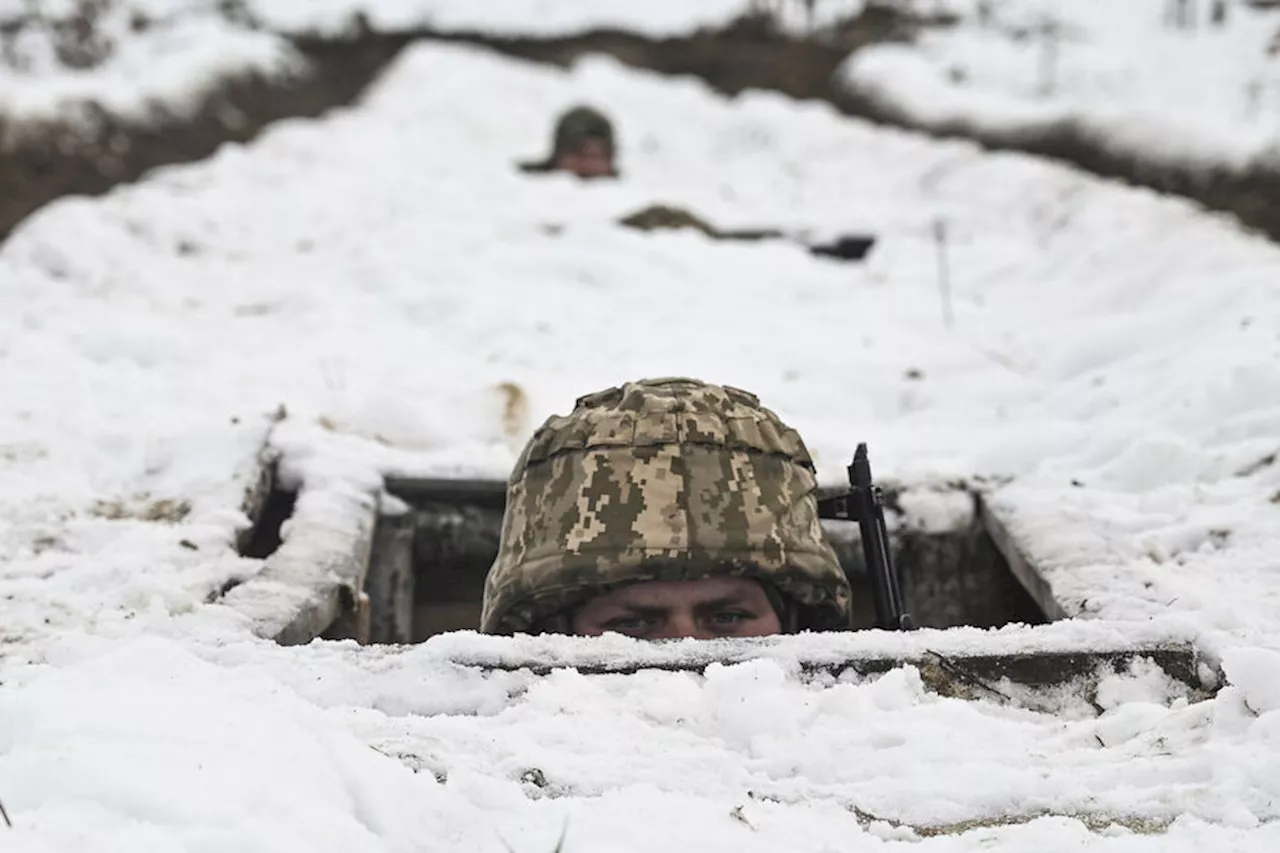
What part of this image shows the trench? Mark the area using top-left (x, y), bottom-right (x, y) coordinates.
top-left (4, 7), bottom-right (1278, 246)
top-left (224, 471), bottom-right (1210, 698)
top-left (370, 477), bottom-right (1049, 643)
top-left (0, 36), bottom-right (402, 242)
top-left (238, 478), bottom-right (297, 560)
top-left (411, 15), bottom-right (1280, 244)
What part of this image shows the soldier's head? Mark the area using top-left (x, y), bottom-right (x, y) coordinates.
top-left (480, 378), bottom-right (853, 640)
top-left (549, 105), bottom-right (617, 179)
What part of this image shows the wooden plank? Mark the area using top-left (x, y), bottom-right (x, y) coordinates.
top-left (222, 484), bottom-right (379, 646)
top-left (449, 644), bottom-right (1206, 696)
top-left (409, 504), bottom-right (503, 605)
top-left (367, 511), bottom-right (417, 644)
top-left (234, 446), bottom-right (280, 557)
top-left (976, 495), bottom-right (1070, 621)
top-left (325, 587), bottom-right (373, 645)
top-left (384, 476), bottom-right (508, 510)
top-left (413, 601), bottom-right (483, 641)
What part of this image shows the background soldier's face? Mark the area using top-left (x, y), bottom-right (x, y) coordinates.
top-left (556, 137), bottom-right (614, 179)
top-left (571, 577), bottom-right (783, 640)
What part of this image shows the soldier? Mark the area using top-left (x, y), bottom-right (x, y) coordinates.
top-left (519, 113), bottom-right (877, 261)
top-left (480, 377), bottom-right (854, 639)
top-left (518, 105), bottom-right (619, 179)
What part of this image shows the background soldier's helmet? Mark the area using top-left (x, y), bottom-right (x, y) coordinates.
top-left (480, 377), bottom-right (854, 634)
top-left (551, 105), bottom-right (615, 160)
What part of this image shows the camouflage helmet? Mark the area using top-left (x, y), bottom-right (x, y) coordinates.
top-left (552, 105), bottom-right (615, 159)
top-left (480, 377), bottom-right (854, 634)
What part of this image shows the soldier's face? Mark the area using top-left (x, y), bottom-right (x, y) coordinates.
top-left (556, 138), bottom-right (614, 179)
top-left (571, 577), bottom-right (783, 640)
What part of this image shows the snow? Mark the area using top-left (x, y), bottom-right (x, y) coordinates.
top-left (243, 0), bottom-right (873, 38)
top-left (839, 0), bottom-right (1280, 174)
top-left (0, 1), bottom-right (303, 127)
top-left (1, 23), bottom-right (1280, 851)
top-left (246, 0), bottom-right (754, 37)
top-left (2, 631), bottom-right (1280, 849)
top-left (0, 0), bottom-right (881, 124)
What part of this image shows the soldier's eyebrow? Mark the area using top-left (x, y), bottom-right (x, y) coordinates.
top-left (609, 604), bottom-right (670, 619)
top-left (692, 596), bottom-right (757, 613)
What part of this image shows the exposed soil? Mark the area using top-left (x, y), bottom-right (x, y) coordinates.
top-left (2, 6), bottom-right (1277, 247)
top-left (837, 90), bottom-right (1280, 244)
top-left (410, 8), bottom-right (916, 103)
top-left (0, 37), bottom-right (402, 242)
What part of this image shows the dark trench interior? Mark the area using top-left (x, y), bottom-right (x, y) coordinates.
top-left (366, 479), bottom-right (1047, 644)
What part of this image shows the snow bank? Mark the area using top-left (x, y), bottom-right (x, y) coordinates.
top-left (0, 636), bottom-right (488, 852)
top-left (3, 631), bottom-right (1280, 849)
top-left (243, 0), bottom-right (878, 38)
top-left (838, 0), bottom-right (1280, 174)
top-left (0, 1), bottom-right (304, 127)
top-left (246, 0), bottom-right (752, 37)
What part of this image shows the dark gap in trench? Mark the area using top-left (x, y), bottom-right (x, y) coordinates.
top-left (239, 482), bottom-right (298, 561)
top-left (371, 477), bottom-right (1048, 643)
top-left (209, 459), bottom-right (296, 603)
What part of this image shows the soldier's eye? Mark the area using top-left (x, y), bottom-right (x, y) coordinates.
top-left (709, 611), bottom-right (751, 626)
top-left (601, 616), bottom-right (652, 635)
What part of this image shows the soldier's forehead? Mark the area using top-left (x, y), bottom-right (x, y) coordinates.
top-left (592, 577), bottom-right (765, 605)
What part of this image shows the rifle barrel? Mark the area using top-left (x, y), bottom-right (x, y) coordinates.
top-left (849, 443), bottom-right (912, 631)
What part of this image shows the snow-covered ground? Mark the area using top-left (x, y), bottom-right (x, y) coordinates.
top-left (0, 0), bottom-right (870, 126)
top-left (4, 627), bottom-right (1280, 850)
top-left (242, 0), bottom-right (872, 38)
top-left (0, 0), bottom-right (304, 126)
top-left (2, 37), bottom-right (1280, 850)
top-left (841, 0), bottom-right (1280, 173)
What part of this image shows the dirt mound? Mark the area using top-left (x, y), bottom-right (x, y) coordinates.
top-left (0, 35), bottom-right (401, 241)
top-left (832, 90), bottom-right (1280, 249)
top-left (413, 8), bottom-right (917, 101)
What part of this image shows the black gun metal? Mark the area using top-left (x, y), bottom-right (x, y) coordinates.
top-left (816, 443), bottom-right (914, 631)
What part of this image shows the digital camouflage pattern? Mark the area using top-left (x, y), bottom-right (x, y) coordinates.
top-left (480, 378), bottom-right (854, 634)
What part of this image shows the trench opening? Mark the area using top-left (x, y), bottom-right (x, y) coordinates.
top-left (210, 457), bottom-right (296, 605)
top-left (370, 478), bottom-right (1049, 644)
top-left (239, 485), bottom-right (297, 560)
top-left (237, 463), bottom-right (298, 560)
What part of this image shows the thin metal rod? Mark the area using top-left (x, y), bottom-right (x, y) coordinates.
top-left (933, 217), bottom-right (955, 332)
